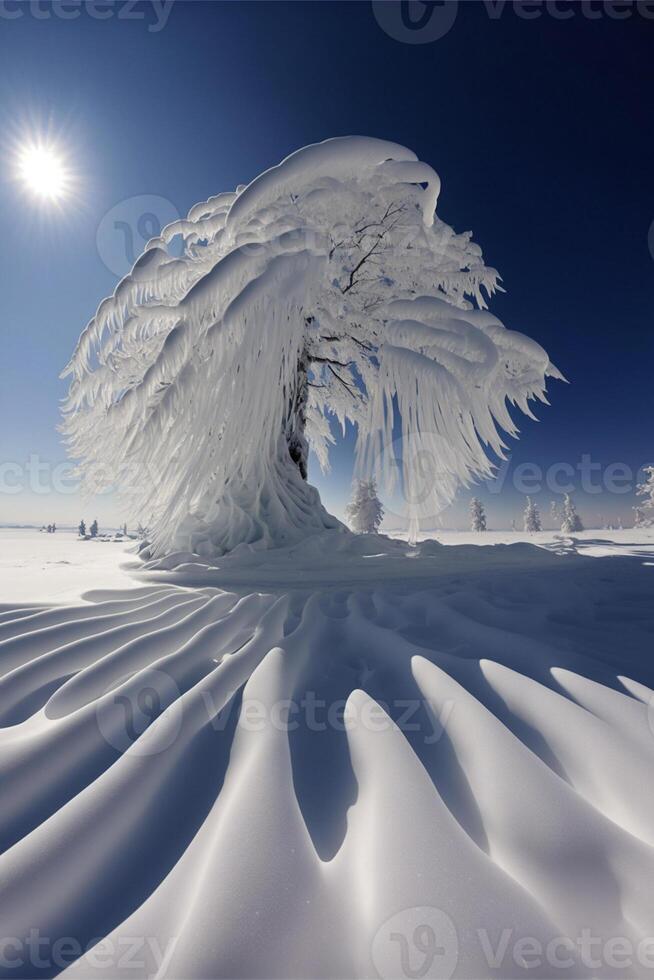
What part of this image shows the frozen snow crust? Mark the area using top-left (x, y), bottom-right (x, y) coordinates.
top-left (1, 529), bottom-right (654, 978)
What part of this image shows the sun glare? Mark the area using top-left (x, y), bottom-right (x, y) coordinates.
top-left (17, 143), bottom-right (69, 200)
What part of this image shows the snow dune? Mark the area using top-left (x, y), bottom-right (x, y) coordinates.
top-left (1, 529), bottom-right (654, 978)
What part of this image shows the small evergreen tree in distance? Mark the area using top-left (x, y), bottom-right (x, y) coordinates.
top-left (636, 466), bottom-right (654, 523)
top-left (561, 493), bottom-right (583, 533)
top-left (90, 519), bottom-right (99, 538)
top-left (633, 506), bottom-right (652, 529)
top-left (524, 496), bottom-right (542, 533)
top-left (78, 519), bottom-right (86, 537)
top-left (346, 479), bottom-right (384, 534)
top-left (470, 497), bottom-right (487, 532)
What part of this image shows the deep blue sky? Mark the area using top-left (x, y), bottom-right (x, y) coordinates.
top-left (0, 0), bottom-right (652, 529)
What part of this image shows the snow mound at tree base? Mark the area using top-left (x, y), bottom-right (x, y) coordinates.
top-left (136, 527), bottom-right (570, 589)
top-left (1, 540), bottom-right (654, 979)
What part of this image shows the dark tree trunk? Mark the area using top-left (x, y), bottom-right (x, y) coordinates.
top-left (286, 350), bottom-right (309, 480)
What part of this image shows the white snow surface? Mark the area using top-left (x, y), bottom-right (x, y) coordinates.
top-left (1, 528), bottom-right (654, 978)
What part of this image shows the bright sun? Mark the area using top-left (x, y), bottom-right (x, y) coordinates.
top-left (17, 143), bottom-right (69, 200)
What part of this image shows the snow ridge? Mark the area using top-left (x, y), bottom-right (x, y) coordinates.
top-left (1, 535), bottom-right (654, 979)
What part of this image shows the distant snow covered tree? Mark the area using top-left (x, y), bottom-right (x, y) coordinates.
top-left (61, 137), bottom-right (563, 558)
top-left (78, 519), bottom-right (86, 537)
top-left (470, 497), bottom-right (486, 532)
top-left (636, 466), bottom-right (654, 523)
top-left (633, 506), bottom-right (652, 529)
top-left (523, 496), bottom-right (541, 533)
top-left (561, 494), bottom-right (583, 533)
top-left (550, 499), bottom-right (561, 527)
top-left (90, 519), bottom-right (99, 538)
top-left (346, 479), bottom-right (384, 534)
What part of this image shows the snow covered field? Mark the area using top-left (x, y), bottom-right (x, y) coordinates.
top-left (0, 528), bottom-right (138, 604)
top-left (2, 526), bottom-right (654, 978)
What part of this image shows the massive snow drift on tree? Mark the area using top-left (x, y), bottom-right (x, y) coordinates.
top-left (62, 137), bottom-right (563, 557)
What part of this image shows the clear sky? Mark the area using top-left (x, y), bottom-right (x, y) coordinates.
top-left (0, 0), bottom-right (652, 530)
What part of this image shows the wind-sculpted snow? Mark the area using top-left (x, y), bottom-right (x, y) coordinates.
top-left (1, 536), bottom-right (654, 979)
top-left (61, 137), bottom-right (563, 556)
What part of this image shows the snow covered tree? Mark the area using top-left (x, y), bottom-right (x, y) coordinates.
top-left (636, 466), bottom-right (654, 523)
top-left (61, 137), bottom-right (563, 558)
top-left (561, 494), bottom-right (583, 533)
top-left (523, 496), bottom-right (541, 533)
top-left (78, 519), bottom-right (86, 537)
top-left (346, 479), bottom-right (384, 534)
top-left (470, 497), bottom-right (486, 532)
top-left (550, 499), bottom-right (561, 527)
top-left (633, 506), bottom-right (652, 529)
top-left (90, 519), bottom-right (99, 538)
